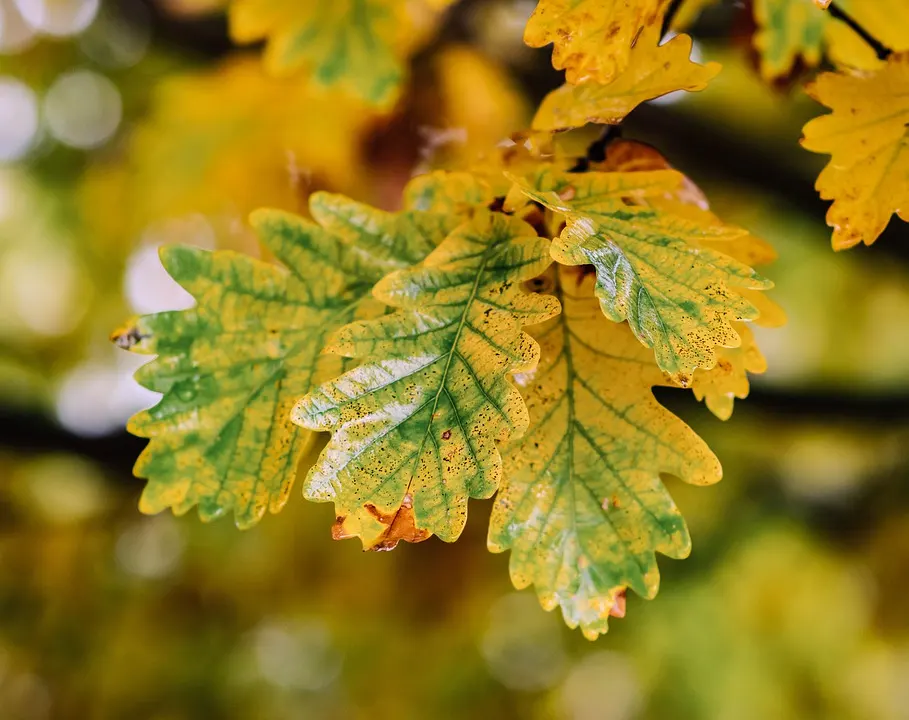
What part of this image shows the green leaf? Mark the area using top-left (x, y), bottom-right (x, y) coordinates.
top-left (310, 191), bottom-right (460, 282)
top-left (488, 267), bottom-right (722, 639)
top-left (754, 0), bottom-right (828, 80)
top-left (509, 167), bottom-right (772, 377)
top-left (293, 210), bottom-right (560, 550)
top-left (403, 171), bottom-right (493, 215)
top-left (114, 195), bottom-right (454, 528)
top-left (229, 0), bottom-right (406, 105)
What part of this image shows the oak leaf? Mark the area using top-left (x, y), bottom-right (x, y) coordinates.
top-left (533, 25), bottom-right (720, 130)
top-left (801, 53), bottom-right (909, 249)
top-left (488, 267), bottom-right (721, 639)
top-left (113, 194), bottom-right (454, 528)
top-left (524, 0), bottom-right (669, 84)
top-left (753, 0), bottom-right (828, 80)
top-left (508, 166), bottom-right (772, 377)
top-left (595, 139), bottom-right (784, 418)
top-left (229, 0), bottom-right (451, 106)
top-left (293, 211), bottom-right (559, 550)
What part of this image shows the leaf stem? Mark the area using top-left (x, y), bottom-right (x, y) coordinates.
top-left (570, 125), bottom-right (623, 172)
top-left (661, 0), bottom-right (685, 36)
top-left (826, 1), bottom-right (893, 61)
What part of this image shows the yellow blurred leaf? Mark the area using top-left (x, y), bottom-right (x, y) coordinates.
top-left (229, 0), bottom-right (452, 106)
top-left (801, 53), bottom-right (909, 249)
top-left (430, 45), bottom-right (531, 160)
top-left (127, 57), bottom-right (376, 234)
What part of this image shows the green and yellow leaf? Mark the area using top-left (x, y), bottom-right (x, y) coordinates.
top-left (509, 166), bottom-right (772, 377)
top-left (293, 211), bottom-right (560, 550)
top-left (533, 25), bottom-right (720, 130)
top-left (752, 0), bottom-right (909, 79)
top-left (488, 267), bottom-right (721, 639)
top-left (594, 139), bottom-right (784, 417)
top-left (753, 0), bottom-right (828, 80)
top-left (229, 0), bottom-right (451, 106)
top-left (404, 130), bottom-right (574, 213)
top-left (113, 194), bottom-right (454, 528)
top-left (801, 53), bottom-right (909, 249)
top-left (524, 0), bottom-right (669, 84)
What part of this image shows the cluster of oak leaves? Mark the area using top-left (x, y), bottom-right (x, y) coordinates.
top-left (113, 0), bottom-right (909, 640)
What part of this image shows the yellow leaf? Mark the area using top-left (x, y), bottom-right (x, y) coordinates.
top-left (801, 53), bottom-right (909, 249)
top-left (293, 211), bottom-right (559, 550)
top-left (509, 166), bottom-right (772, 377)
top-left (690, 323), bottom-right (767, 420)
top-left (533, 26), bottom-right (720, 130)
top-left (825, 0), bottom-right (909, 70)
top-left (489, 267), bottom-right (721, 639)
top-left (524, 0), bottom-right (670, 84)
top-left (228, 0), bottom-right (451, 106)
top-left (428, 45), bottom-right (532, 161)
top-left (129, 57), bottom-right (376, 232)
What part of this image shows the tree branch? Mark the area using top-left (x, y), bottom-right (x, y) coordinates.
top-left (661, 0), bottom-right (685, 36)
top-left (826, 1), bottom-right (893, 61)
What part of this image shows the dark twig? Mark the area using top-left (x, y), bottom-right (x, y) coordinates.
top-left (826, 1), bottom-right (893, 61)
top-left (661, 0), bottom-right (685, 36)
top-left (569, 125), bottom-right (623, 172)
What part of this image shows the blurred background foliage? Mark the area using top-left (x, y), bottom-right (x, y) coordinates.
top-left (1, 0), bottom-right (908, 718)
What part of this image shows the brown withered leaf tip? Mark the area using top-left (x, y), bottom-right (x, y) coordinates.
top-left (333, 495), bottom-right (432, 552)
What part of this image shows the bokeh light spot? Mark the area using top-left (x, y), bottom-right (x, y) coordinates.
top-left (116, 515), bottom-right (184, 579)
top-left (0, 77), bottom-right (39, 161)
top-left (44, 69), bottom-right (121, 149)
top-left (15, 0), bottom-right (99, 37)
top-left (480, 592), bottom-right (567, 691)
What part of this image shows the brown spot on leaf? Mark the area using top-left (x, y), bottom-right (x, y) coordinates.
top-left (610, 589), bottom-right (627, 618)
top-left (363, 502), bottom-right (432, 552)
top-left (442, 429), bottom-right (452, 440)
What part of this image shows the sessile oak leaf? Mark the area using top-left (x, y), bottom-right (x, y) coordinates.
top-left (533, 25), bottom-right (720, 131)
top-left (488, 267), bottom-right (721, 640)
top-left (801, 53), bottom-right (909, 249)
top-left (113, 194), bottom-right (454, 528)
top-left (508, 166), bottom-right (772, 377)
top-left (595, 139), bottom-right (784, 418)
top-left (524, 0), bottom-right (669, 85)
top-left (293, 211), bottom-right (559, 550)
